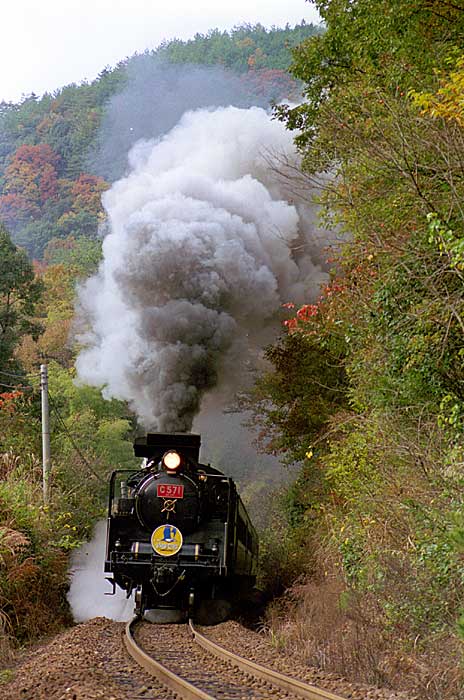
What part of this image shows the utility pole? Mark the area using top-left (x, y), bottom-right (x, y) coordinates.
top-left (40, 364), bottom-right (51, 504)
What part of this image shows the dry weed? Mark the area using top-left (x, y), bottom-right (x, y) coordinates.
top-left (0, 527), bottom-right (30, 569)
top-left (0, 452), bottom-right (20, 480)
top-left (266, 570), bottom-right (464, 699)
top-left (267, 574), bottom-right (390, 686)
top-left (0, 611), bottom-right (13, 667)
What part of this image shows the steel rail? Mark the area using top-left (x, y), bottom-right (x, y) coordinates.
top-left (124, 618), bottom-right (216, 700)
top-left (189, 620), bottom-right (347, 700)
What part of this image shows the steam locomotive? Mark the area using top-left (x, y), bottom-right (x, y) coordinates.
top-left (105, 432), bottom-right (258, 621)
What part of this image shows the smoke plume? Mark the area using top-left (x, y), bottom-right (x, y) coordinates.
top-left (89, 57), bottom-right (283, 182)
top-left (76, 105), bottom-right (326, 431)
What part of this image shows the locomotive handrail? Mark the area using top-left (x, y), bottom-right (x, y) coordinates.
top-left (189, 620), bottom-right (347, 700)
top-left (124, 617), bottom-right (216, 700)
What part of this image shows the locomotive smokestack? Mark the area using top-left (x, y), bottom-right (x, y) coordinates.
top-left (76, 105), bottom-right (326, 430)
top-left (134, 432), bottom-right (201, 463)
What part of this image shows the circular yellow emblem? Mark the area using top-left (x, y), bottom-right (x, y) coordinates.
top-left (151, 525), bottom-right (183, 557)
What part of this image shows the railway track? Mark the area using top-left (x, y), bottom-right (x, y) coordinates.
top-left (124, 617), bottom-right (347, 700)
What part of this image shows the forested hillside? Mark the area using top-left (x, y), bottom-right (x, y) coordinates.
top-left (248, 2), bottom-right (464, 697)
top-left (0, 21), bottom-right (318, 258)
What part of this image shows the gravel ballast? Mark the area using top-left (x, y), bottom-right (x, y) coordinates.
top-left (1, 617), bottom-right (414, 700)
top-left (0, 617), bottom-right (174, 700)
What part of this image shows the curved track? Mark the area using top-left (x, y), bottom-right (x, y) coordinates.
top-left (124, 618), bottom-right (214, 700)
top-left (189, 620), bottom-right (345, 700)
top-left (124, 617), bottom-right (347, 700)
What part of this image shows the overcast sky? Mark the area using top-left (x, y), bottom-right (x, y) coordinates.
top-left (1, 0), bottom-right (320, 103)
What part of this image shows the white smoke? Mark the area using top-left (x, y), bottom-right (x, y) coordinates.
top-left (68, 521), bottom-right (134, 622)
top-left (76, 105), bottom-right (325, 430)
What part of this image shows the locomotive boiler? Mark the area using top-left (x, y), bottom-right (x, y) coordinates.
top-left (105, 432), bottom-right (258, 621)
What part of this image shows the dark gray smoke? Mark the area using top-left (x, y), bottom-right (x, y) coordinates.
top-left (76, 104), bottom-right (326, 431)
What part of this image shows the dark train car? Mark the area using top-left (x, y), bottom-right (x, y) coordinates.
top-left (105, 432), bottom-right (258, 621)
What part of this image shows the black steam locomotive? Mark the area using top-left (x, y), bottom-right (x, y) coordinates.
top-left (105, 433), bottom-right (258, 621)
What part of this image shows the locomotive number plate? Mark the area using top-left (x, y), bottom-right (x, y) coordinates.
top-left (157, 484), bottom-right (184, 498)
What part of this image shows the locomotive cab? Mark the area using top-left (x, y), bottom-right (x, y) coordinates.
top-left (105, 433), bottom-right (258, 622)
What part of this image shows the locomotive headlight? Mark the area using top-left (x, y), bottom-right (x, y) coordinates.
top-left (162, 450), bottom-right (181, 470)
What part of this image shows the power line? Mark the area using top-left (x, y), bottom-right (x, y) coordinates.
top-left (49, 396), bottom-right (103, 483)
top-left (0, 376), bottom-right (104, 485)
top-left (0, 381), bottom-right (34, 391)
top-left (48, 394), bottom-right (104, 483)
top-left (0, 369), bottom-right (40, 380)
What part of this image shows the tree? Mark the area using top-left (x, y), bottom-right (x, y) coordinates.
top-left (0, 223), bottom-right (43, 371)
top-left (2, 144), bottom-right (60, 204)
top-left (244, 4), bottom-right (464, 689)
top-left (44, 235), bottom-right (102, 275)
